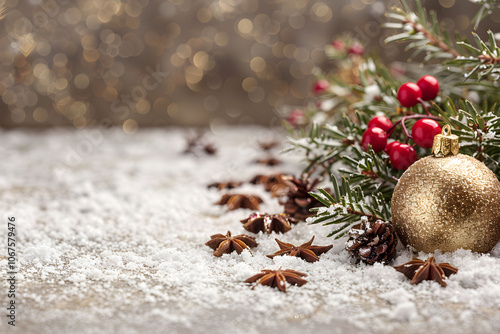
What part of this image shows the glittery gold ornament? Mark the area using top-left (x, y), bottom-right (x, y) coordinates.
top-left (391, 125), bottom-right (500, 253)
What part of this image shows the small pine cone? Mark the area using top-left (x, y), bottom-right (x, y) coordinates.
top-left (345, 220), bottom-right (397, 264)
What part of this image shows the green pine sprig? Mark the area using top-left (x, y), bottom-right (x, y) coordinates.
top-left (435, 99), bottom-right (500, 177)
top-left (470, 0), bottom-right (500, 28)
top-left (384, 0), bottom-right (461, 61)
top-left (450, 30), bottom-right (500, 86)
top-left (308, 174), bottom-right (392, 239)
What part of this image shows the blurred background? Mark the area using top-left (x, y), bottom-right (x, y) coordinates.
top-left (0, 0), bottom-right (499, 132)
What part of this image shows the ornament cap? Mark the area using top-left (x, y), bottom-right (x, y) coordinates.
top-left (432, 125), bottom-right (459, 157)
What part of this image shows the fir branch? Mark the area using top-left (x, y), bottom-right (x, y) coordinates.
top-left (337, 146), bottom-right (399, 199)
top-left (285, 115), bottom-right (362, 173)
top-left (470, 0), bottom-right (500, 28)
top-left (437, 99), bottom-right (500, 178)
top-left (401, 19), bottom-right (460, 58)
top-left (384, 0), bottom-right (461, 60)
top-left (385, 1), bottom-right (500, 85)
top-left (450, 31), bottom-right (500, 83)
top-left (308, 174), bottom-right (391, 239)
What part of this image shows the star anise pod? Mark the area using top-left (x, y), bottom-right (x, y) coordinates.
top-left (267, 236), bottom-right (333, 262)
top-left (250, 174), bottom-right (286, 197)
top-left (207, 181), bottom-right (242, 191)
top-left (241, 212), bottom-right (298, 234)
top-left (203, 143), bottom-right (217, 155)
top-left (215, 194), bottom-right (263, 211)
top-left (394, 256), bottom-right (458, 287)
top-left (254, 157), bottom-right (282, 166)
top-left (245, 268), bottom-right (307, 292)
top-left (183, 131), bottom-right (217, 156)
top-left (278, 174), bottom-right (325, 220)
top-left (258, 141), bottom-right (280, 151)
top-left (205, 231), bottom-right (258, 257)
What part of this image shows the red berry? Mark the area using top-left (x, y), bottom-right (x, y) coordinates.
top-left (384, 141), bottom-right (401, 155)
top-left (390, 144), bottom-right (418, 170)
top-left (332, 39), bottom-right (345, 50)
top-left (368, 116), bottom-right (393, 132)
top-left (347, 42), bottom-right (364, 55)
top-left (411, 119), bottom-right (441, 148)
top-left (287, 109), bottom-right (304, 127)
top-left (397, 83), bottom-right (422, 108)
top-left (361, 127), bottom-right (388, 153)
top-left (313, 79), bottom-right (330, 95)
top-left (417, 75), bottom-right (440, 101)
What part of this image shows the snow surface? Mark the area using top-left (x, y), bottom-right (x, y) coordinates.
top-left (0, 127), bottom-right (499, 334)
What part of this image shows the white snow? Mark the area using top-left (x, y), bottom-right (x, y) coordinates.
top-left (0, 127), bottom-right (499, 334)
top-left (363, 84), bottom-right (381, 102)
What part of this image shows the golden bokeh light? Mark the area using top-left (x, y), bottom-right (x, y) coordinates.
top-left (123, 118), bottom-right (138, 134)
top-left (0, 0), bottom-right (484, 129)
top-left (33, 107), bottom-right (48, 123)
top-left (238, 19), bottom-right (253, 34)
top-left (136, 99), bottom-right (151, 114)
top-left (250, 57), bottom-right (266, 72)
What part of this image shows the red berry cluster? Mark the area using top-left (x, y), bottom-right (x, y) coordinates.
top-left (360, 75), bottom-right (442, 170)
top-left (362, 117), bottom-right (435, 170)
top-left (397, 75), bottom-right (440, 108)
top-left (362, 116), bottom-right (417, 170)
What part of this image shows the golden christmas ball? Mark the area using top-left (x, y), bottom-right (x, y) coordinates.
top-left (391, 125), bottom-right (500, 253)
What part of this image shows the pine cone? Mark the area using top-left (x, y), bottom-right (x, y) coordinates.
top-left (279, 175), bottom-right (323, 221)
top-left (345, 220), bottom-right (398, 264)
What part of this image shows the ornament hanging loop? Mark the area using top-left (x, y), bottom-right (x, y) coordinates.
top-left (442, 124), bottom-right (451, 136)
top-left (432, 124), bottom-right (459, 157)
